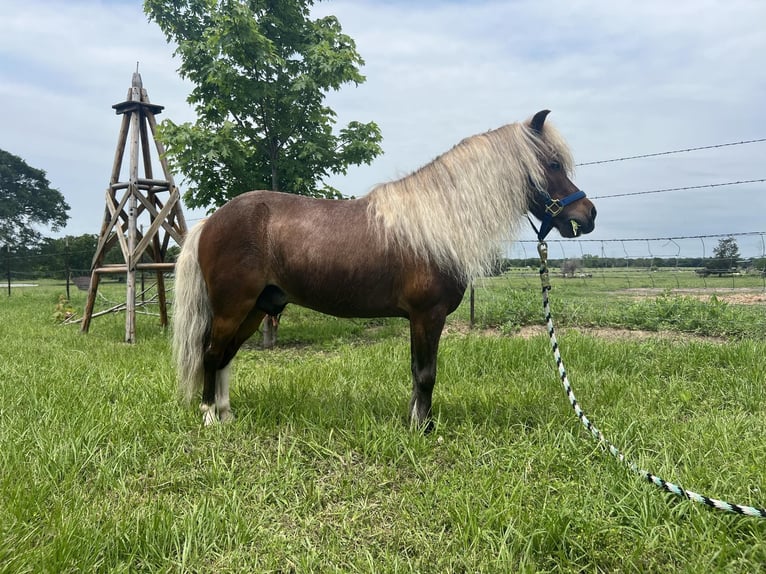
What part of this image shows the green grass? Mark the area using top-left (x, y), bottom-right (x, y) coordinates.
top-left (466, 269), bottom-right (766, 338)
top-left (1, 278), bottom-right (765, 572)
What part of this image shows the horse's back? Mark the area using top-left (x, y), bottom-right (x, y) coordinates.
top-left (200, 191), bottom-right (412, 317)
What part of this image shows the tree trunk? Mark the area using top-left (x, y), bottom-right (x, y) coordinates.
top-left (262, 312), bottom-right (280, 349)
top-left (263, 142), bottom-right (281, 348)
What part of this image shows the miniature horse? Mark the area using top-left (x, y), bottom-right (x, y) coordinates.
top-left (172, 110), bottom-right (597, 428)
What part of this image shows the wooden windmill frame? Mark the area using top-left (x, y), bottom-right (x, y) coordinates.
top-left (81, 71), bottom-right (187, 343)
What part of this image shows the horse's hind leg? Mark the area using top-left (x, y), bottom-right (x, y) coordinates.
top-left (214, 364), bottom-right (233, 423)
top-left (215, 309), bottom-right (267, 423)
top-left (201, 307), bottom-right (266, 425)
top-left (201, 317), bottom-right (235, 426)
top-left (201, 353), bottom-right (222, 426)
top-left (408, 308), bottom-right (447, 432)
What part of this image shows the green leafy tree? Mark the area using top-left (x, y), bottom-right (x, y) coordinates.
top-left (143, 0), bottom-right (383, 208)
top-left (37, 234), bottom-right (98, 276)
top-left (707, 236), bottom-right (740, 271)
top-left (0, 149), bottom-right (70, 251)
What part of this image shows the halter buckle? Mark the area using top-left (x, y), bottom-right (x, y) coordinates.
top-left (544, 200), bottom-right (564, 217)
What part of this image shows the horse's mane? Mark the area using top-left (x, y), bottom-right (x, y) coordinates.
top-left (367, 116), bottom-right (574, 282)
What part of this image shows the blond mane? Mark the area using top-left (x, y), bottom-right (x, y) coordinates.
top-left (367, 116), bottom-right (574, 282)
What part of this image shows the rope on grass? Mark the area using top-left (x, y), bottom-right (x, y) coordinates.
top-left (536, 240), bottom-right (766, 518)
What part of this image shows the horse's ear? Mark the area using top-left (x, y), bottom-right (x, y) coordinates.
top-left (530, 110), bottom-right (551, 133)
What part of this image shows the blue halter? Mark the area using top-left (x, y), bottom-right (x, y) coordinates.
top-left (530, 189), bottom-right (587, 241)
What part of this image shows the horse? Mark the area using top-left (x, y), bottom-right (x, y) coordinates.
top-left (172, 110), bottom-right (597, 428)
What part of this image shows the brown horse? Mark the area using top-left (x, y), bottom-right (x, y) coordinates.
top-left (172, 110), bottom-right (596, 428)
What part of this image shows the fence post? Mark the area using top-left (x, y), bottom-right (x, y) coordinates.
top-left (469, 283), bottom-right (475, 328)
top-left (5, 245), bottom-right (10, 297)
top-left (65, 237), bottom-right (71, 300)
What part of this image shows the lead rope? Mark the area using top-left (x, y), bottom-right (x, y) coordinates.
top-left (536, 240), bottom-right (766, 518)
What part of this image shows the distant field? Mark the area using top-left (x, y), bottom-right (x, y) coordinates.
top-left (465, 268), bottom-right (766, 339)
top-left (1, 277), bottom-right (765, 572)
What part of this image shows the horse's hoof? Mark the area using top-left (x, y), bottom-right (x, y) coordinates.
top-left (219, 410), bottom-right (235, 423)
top-left (408, 399), bottom-right (435, 433)
top-left (200, 404), bottom-right (217, 426)
top-left (421, 419), bottom-right (436, 434)
top-left (408, 416), bottom-right (435, 434)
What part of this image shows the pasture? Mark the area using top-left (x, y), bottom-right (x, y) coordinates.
top-left (1, 271), bottom-right (765, 572)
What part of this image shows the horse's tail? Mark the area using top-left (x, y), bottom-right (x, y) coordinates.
top-left (172, 220), bottom-right (210, 404)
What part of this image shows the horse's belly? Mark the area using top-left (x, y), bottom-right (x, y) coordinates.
top-left (281, 268), bottom-right (406, 319)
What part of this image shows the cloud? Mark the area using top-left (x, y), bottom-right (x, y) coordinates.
top-left (0, 0), bottom-right (764, 257)
top-left (319, 0), bottom-right (766, 254)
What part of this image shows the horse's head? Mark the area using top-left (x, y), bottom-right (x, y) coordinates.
top-left (526, 110), bottom-right (597, 241)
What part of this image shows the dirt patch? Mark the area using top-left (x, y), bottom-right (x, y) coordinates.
top-left (560, 326), bottom-right (725, 343)
top-left (618, 287), bottom-right (766, 305)
top-left (446, 323), bottom-right (726, 344)
top-left (514, 325), bottom-right (726, 342)
top-left (443, 323), bottom-right (503, 338)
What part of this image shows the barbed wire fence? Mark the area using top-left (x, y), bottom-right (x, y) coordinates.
top-left (2, 245), bottom-right (162, 304)
top-left (462, 239), bottom-right (765, 342)
top-left (5, 135), bottom-right (766, 335)
top-left (7, 230), bottom-right (765, 334)
top-left (470, 136), bottom-right (766, 332)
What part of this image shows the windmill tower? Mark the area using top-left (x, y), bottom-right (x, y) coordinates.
top-left (81, 70), bottom-right (187, 343)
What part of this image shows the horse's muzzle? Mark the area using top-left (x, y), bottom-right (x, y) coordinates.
top-left (563, 205), bottom-right (597, 238)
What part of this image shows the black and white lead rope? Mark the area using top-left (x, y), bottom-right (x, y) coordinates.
top-left (536, 241), bottom-right (766, 518)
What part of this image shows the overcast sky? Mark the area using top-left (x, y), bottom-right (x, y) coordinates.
top-left (1, 0), bottom-right (765, 258)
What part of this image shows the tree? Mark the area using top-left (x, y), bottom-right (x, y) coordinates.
top-left (144, 0), bottom-right (384, 347)
top-left (4, 234), bottom-right (123, 279)
top-left (707, 236), bottom-right (740, 272)
top-left (0, 149), bottom-right (70, 251)
top-left (143, 0), bottom-right (383, 208)
top-left (38, 235), bottom-right (96, 275)
top-left (560, 259), bottom-right (581, 277)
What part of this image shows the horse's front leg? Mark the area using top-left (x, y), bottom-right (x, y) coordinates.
top-left (408, 309), bottom-right (447, 432)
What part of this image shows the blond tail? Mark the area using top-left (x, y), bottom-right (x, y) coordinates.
top-left (172, 221), bottom-right (210, 404)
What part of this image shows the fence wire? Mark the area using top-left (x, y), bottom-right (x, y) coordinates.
top-left (6, 233), bottom-right (766, 338)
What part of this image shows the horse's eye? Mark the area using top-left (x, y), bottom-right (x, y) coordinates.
top-left (549, 161), bottom-right (562, 171)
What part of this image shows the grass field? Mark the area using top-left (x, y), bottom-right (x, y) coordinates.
top-left (1, 273), bottom-right (765, 572)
